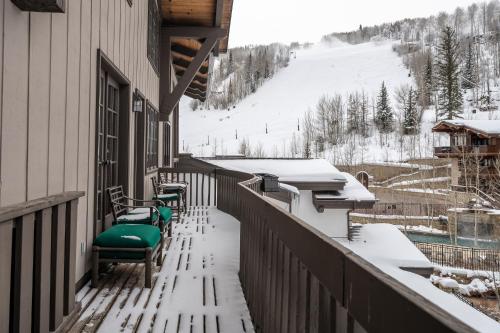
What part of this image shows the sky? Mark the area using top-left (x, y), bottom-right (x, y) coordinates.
top-left (228, 0), bottom-right (481, 47)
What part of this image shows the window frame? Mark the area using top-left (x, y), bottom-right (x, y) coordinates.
top-left (147, 0), bottom-right (160, 75)
top-left (145, 101), bottom-right (159, 171)
top-left (163, 121), bottom-right (172, 167)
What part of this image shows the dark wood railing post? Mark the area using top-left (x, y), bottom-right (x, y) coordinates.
top-left (0, 220), bottom-right (13, 333)
top-left (0, 191), bottom-right (84, 333)
top-left (64, 199), bottom-right (78, 315)
top-left (50, 203), bottom-right (66, 330)
top-left (11, 213), bottom-right (35, 333)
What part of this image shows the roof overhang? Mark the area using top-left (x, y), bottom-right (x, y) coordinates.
top-left (281, 180), bottom-right (346, 191)
top-left (432, 121), bottom-right (500, 138)
top-left (312, 192), bottom-right (377, 212)
top-left (161, 0), bottom-right (234, 103)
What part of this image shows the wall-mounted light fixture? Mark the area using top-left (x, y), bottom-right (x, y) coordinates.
top-left (133, 96), bottom-right (143, 113)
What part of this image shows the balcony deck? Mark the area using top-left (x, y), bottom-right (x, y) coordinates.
top-left (68, 206), bottom-right (254, 333)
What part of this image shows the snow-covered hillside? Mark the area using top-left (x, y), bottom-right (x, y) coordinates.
top-left (179, 39), bottom-right (499, 163)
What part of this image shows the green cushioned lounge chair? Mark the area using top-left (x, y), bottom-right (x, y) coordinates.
top-left (108, 185), bottom-right (172, 237)
top-left (92, 224), bottom-right (163, 288)
top-left (152, 176), bottom-right (185, 213)
top-left (159, 173), bottom-right (188, 212)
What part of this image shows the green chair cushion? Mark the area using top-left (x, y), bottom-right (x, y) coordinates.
top-left (154, 193), bottom-right (179, 201)
top-left (94, 224), bottom-right (161, 259)
top-left (157, 206), bottom-right (173, 224)
top-left (115, 211), bottom-right (159, 225)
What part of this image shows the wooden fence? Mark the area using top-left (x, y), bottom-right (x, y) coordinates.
top-left (164, 157), bottom-right (481, 332)
top-left (0, 191), bottom-right (84, 333)
top-left (414, 241), bottom-right (500, 272)
top-left (355, 202), bottom-right (450, 217)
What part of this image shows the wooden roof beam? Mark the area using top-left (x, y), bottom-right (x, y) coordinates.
top-left (161, 29), bottom-right (222, 114)
top-left (172, 56), bottom-right (209, 75)
top-left (213, 0), bottom-right (224, 56)
top-left (187, 81), bottom-right (208, 92)
top-left (185, 90), bottom-right (206, 101)
top-left (163, 26), bottom-right (227, 39)
top-left (186, 86), bottom-right (206, 95)
top-left (173, 67), bottom-right (208, 84)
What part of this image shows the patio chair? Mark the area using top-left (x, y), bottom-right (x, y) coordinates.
top-left (159, 173), bottom-right (188, 210)
top-left (92, 223), bottom-right (162, 288)
top-left (152, 176), bottom-right (185, 212)
top-left (108, 185), bottom-right (172, 237)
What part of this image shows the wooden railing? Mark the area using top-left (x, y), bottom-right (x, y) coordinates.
top-left (0, 191), bottom-right (84, 333)
top-left (164, 157), bottom-right (481, 332)
top-left (354, 202), bottom-right (450, 217)
top-left (435, 145), bottom-right (499, 155)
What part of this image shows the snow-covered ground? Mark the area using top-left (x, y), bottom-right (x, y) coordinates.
top-left (180, 39), bottom-right (500, 163)
top-left (180, 40), bottom-right (411, 159)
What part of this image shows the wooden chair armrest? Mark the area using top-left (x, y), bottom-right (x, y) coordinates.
top-left (123, 196), bottom-right (165, 207)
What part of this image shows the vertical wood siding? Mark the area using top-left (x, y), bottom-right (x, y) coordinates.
top-left (0, 0), bottom-right (160, 283)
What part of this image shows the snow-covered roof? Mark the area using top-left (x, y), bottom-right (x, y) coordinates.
top-left (340, 224), bottom-right (500, 332)
top-left (338, 172), bottom-right (375, 201)
top-left (342, 224), bottom-right (430, 269)
top-left (435, 119), bottom-right (500, 135)
top-left (208, 159), bottom-right (347, 183)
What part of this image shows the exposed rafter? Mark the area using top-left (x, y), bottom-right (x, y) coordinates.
top-left (160, 26), bottom-right (227, 117)
top-left (172, 57), bottom-right (209, 75)
top-left (187, 81), bottom-right (208, 92)
top-left (163, 26), bottom-right (227, 39)
top-left (173, 66), bottom-right (208, 84)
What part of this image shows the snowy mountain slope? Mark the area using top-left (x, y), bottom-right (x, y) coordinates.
top-left (180, 40), bottom-right (409, 156)
top-left (179, 39), bottom-right (500, 162)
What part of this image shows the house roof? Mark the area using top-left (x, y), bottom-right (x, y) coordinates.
top-left (161, 0), bottom-right (234, 101)
top-left (432, 120), bottom-right (500, 137)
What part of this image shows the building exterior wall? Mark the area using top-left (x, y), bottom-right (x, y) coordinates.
top-left (0, 0), bottom-right (161, 283)
top-left (294, 190), bottom-right (349, 239)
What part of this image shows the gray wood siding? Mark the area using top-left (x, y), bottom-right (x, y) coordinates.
top-left (0, 0), bottom-right (160, 282)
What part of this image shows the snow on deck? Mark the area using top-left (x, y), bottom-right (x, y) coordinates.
top-left (69, 207), bottom-right (254, 333)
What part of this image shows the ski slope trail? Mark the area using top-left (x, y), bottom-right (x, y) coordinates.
top-left (180, 40), bottom-right (412, 157)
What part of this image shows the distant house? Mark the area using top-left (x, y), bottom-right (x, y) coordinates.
top-left (432, 120), bottom-right (500, 192)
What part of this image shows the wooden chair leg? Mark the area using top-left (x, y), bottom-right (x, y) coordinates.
top-left (157, 226), bottom-right (164, 266)
top-left (183, 191), bottom-right (187, 211)
top-left (157, 237), bottom-right (163, 267)
top-left (145, 248), bottom-right (152, 288)
top-left (167, 222), bottom-right (172, 238)
top-left (91, 247), bottom-right (99, 288)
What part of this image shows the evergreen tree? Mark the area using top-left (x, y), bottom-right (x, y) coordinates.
top-left (303, 138), bottom-right (311, 158)
top-left (462, 42), bottom-right (477, 90)
top-left (347, 93), bottom-right (360, 133)
top-left (436, 26), bottom-right (463, 119)
top-left (359, 92), bottom-right (370, 137)
top-left (227, 79), bottom-right (234, 105)
top-left (376, 82), bottom-right (393, 132)
top-left (423, 53), bottom-right (434, 107)
top-left (403, 87), bottom-right (419, 134)
top-left (245, 52), bottom-right (255, 93)
top-left (264, 60), bottom-right (270, 79)
top-left (227, 50), bottom-right (234, 75)
top-left (218, 58), bottom-right (225, 79)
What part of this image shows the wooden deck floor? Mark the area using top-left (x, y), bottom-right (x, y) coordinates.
top-left (68, 207), bottom-right (254, 333)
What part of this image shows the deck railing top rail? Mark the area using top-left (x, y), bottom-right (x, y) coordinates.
top-left (0, 191), bottom-right (84, 223)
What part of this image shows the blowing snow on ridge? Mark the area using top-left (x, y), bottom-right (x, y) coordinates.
top-left (180, 39), bottom-right (414, 160)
